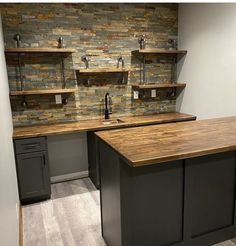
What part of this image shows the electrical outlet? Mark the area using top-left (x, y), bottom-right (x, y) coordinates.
top-left (151, 89), bottom-right (156, 98)
top-left (133, 91), bottom-right (139, 99)
top-left (55, 94), bottom-right (62, 104)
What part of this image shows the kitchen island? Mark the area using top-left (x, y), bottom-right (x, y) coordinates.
top-left (96, 116), bottom-right (236, 246)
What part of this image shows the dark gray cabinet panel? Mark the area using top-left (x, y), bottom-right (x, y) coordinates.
top-left (14, 137), bottom-right (51, 204)
top-left (15, 137), bottom-right (47, 154)
top-left (99, 138), bottom-right (236, 246)
top-left (185, 152), bottom-right (236, 239)
top-left (99, 141), bottom-right (184, 246)
top-left (126, 162), bottom-right (184, 246)
top-left (87, 132), bottom-right (100, 188)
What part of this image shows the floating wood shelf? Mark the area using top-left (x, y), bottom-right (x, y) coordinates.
top-left (10, 88), bottom-right (77, 96)
top-left (77, 68), bottom-right (132, 73)
top-left (131, 83), bottom-right (186, 90)
top-left (133, 49), bottom-right (187, 54)
top-left (5, 48), bottom-right (76, 53)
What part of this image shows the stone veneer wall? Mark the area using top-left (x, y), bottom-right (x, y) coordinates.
top-left (0, 3), bottom-right (178, 126)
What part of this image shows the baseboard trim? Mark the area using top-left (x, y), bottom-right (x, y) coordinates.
top-left (50, 171), bottom-right (89, 183)
top-left (19, 205), bottom-right (23, 246)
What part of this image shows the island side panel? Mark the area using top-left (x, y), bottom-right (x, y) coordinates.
top-left (120, 159), bottom-right (185, 246)
top-left (184, 151), bottom-right (236, 246)
top-left (99, 140), bottom-right (122, 246)
top-left (99, 138), bottom-right (185, 246)
top-left (99, 137), bottom-right (236, 246)
top-left (87, 132), bottom-right (100, 189)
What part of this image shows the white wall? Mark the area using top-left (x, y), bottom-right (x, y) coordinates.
top-left (0, 15), bottom-right (19, 246)
top-left (177, 4), bottom-right (236, 119)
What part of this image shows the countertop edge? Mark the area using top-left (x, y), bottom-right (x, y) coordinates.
top-left (95, 116), bottom-right (236, 167)
top-left (13, 113), bottom-right (196, 139)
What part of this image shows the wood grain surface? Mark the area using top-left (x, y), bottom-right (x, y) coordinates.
top-left (20, 206), bottom-right (23, 246)
top-left (133, 49), bottom-right (187, 54)
top-left (5, 47), bottom-right (76, 53)
top-left (23, 178), bottom-right (106, 246)
top-left (13, 113), bottom-right (196, 139)
top-left (96, 116), bottom-right (236, 167)
top-left (131, 83), bottom-right (186, 89)
top-left (77, 68), bottom-right (131, 73)
top-left (10, 88), bottom-right (77, 96)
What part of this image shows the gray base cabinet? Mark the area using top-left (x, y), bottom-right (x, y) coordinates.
top-left (14, 137), bottom-right (51, 204)
top-left (99, 139), bottom-right (236, 246)
top-left (87, 132), bottom-right (100, 189)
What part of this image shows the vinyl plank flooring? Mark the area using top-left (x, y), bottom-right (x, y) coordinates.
top-left (41, 200), bottom-right (64, 246)
top-left (23, 203), bottom-right (48, 246)
top-left (23, 178), bottom-right (236, 246)
top-left (23, 178), bottom-right (106, 246)
top-left (213, 241), bottom-right (236, 246)
top-left (53, 201), bottom-right (76, 246)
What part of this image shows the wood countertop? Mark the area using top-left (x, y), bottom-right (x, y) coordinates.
top-left (13, 113), bottom-right (196, 139)
top-left (96, 116), bottom-right (236, 167)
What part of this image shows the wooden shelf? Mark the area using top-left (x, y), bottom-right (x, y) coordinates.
top-left (10, 88), bottom-right (77, 96)
top-left (132, 49), bottom-right (187, 54)
top-left (77, 68), bottom-right (132, 73)
top-left (131, 83), bottom-right (186, 89)
top-left (5, 48), bottom-right (76, 54)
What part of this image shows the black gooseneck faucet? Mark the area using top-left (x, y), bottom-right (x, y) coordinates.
top-left (104, 92), bottom-right (112, 119)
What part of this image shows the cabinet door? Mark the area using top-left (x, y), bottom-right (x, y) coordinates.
top-left (16, 151), bottom-right (51, 202)
top-left (184, 151), bottom-right (236, 241)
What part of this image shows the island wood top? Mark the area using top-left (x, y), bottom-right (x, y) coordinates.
top-left (96, 116), bottom-right (236, 167)
top-left (13, 113), bottom-right (196, 139)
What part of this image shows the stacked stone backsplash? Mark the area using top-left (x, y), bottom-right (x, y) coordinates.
top-left (1, 3), bottom-right (178, 126)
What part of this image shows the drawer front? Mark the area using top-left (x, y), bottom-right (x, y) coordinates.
top-left (14, 137), bottom-right (47, 154)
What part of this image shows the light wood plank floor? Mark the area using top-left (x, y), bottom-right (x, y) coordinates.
top-left (23, 178), bottom-right (236, 246)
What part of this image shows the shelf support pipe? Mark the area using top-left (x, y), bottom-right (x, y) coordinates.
top-left (60, 54), bottom-right (66, 89)
top-left (17, 53), bottom-right (24, 91)
top-left (142, 54), bottom-right (146, 84)
top-left (117, 56), bottom-right (125, 84)
top-left (58, 37), bottom-right (66, 88)
top-left (14, 34), bottom-right (24, 91)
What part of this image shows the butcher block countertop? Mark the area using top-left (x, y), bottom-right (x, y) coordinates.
top-left (96, 116), bottom-right (236, 167)
top-left (13, 113), bottom-right (196, 139)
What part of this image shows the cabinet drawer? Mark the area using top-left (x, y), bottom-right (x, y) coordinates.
top-left (14, 137), bottom-right (47, 154)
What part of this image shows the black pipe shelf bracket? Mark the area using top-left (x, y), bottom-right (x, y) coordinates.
top-left (60, 53), bottom-right (66, 88)
top-left (81, 55), bottom-right (90, 85)
top-left (58, 36), bottom-right (67, 89)
top-left (7, 35), bottom-right (76, 107)
top-left (167, 87), bottom-right (177, 98)
top-left (77, 55), bottom-right (129, 86)
top-left (132, 36), bottom-right (187, 86)
top-left (13, 34), bottom-right (24, 91)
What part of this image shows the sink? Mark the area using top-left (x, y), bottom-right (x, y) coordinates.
top-left (102, 119), bottom-right (125, 125)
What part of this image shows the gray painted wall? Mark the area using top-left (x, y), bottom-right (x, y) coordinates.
top-left (0, 15), bottom-right (19, 246)
top-left (48, 132), bottom-right (88, 182)
top-left (177, 4), bottom-right (236, 119)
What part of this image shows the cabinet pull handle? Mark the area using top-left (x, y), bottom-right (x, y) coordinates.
top-left (43, 154), bottom-right (46, 167)
top-left (23, 144), bottom-right (38, 150)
